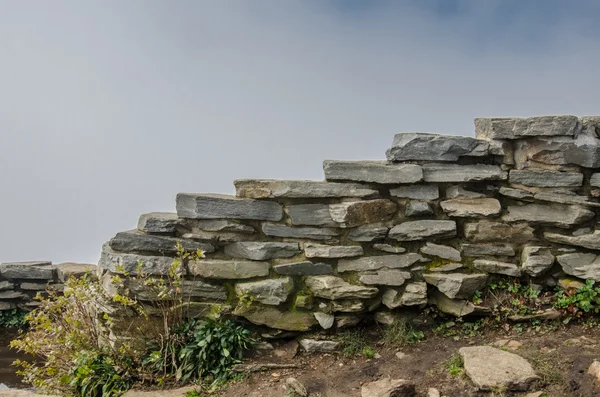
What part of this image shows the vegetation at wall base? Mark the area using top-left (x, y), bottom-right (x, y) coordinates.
top-left (0, 308), bottom-right (28, 328)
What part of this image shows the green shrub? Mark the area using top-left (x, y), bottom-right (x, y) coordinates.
top-left (0, 308), bottom-right (28, 328)
top-left (555, 279), bottom-right (600, 319)
top-left (67, 351), bottom-right (134, 397)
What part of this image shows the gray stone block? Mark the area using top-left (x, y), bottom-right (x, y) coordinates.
top-left (544, 231), bottom-right (600, 250)
top-left (98, 244), bottom-right (177, 275)
top-left (187, 259), bottom-right (270, 279)
top-left (473, 259), bottom-right (521, 277)
top-left (0, 261), bottom-right (54, 280)
top-left (234, 179), bottom-right (378, 199)
top-left (235, 278), bottom-right (294, 305)
top-left (285, 204), bottom-right (337, 227)
top-left (137, 212), bottom-right (183, 234)
top-left (358, 270), bottom-right (412, 286)
top-left (405, 200), bottom-right (433, 217)
top-left (323, 161), bottom-right (423, 184)
top-left (460, 244), bottom-right (516, 257)
top-left (262, 223), bottom-right (339, 241)
top-left (502, 204), bottom-right (594, 228)
top-left (557, 253), bottom-right (600, 281)
top-left (190, 219), bottom-right (255, 233)
top-left (389, 220), bottom-right (456, 241)
top-left (464, 221), bottom-right (535, 243)
top-left (338, 253), bottom-right (425, 272)
top-left (305, 275), bottom-right (379, 300)
top-left (423, 273), bottom-right (487, 299)
top-left (304, 244), bottom-right (363, 258)
top-left (420, 242), bottom-right (461, 261)
top-left (475, 115), bottom-right (580, 139)
top-left (109, 230), bottom-right (215, 255)
top-left (513, 133), bottom-right (600, 168)
top-left (440, 198), bottom-right (501, 218)
top-left (389, 184), bottom-right (439, 200)
top-left (176, 193), bottom-right (283, 221)
top-left (347, 223), bottom-right (389, 242)
top-left (422, 164), bottom-right (507, 182)
top-left (224, 242), bottom-right (300, 261)
top-left (386, 133), bottom-right (488, 162)
top-left (329, 199), bottom-right (397, 227)
top-left (521, 246), bottom-right (555, 277)
top-left (509, 169), bottom-right (583, 187)
top-left (273, 261), bottom-right (333, 276)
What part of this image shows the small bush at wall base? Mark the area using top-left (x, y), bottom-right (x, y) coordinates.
top-left (0, 308), bottom-right (28, 328)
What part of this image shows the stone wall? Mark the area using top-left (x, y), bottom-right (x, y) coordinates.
top-left (17, 114), bottom-right (600, 332)
top-left (0, 261), bottom-right (95, 311)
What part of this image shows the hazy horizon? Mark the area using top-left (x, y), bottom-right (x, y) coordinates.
top-left (2, 0), bottom-right (600, 264)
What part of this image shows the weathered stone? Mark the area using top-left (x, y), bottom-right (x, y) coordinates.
top-left (544, 231), bottom-right (600, 250)
top-left (0, 281), bottom-right (14, 290)
top-left (304, 244), bottom-right (363, 258)
top-left (224, 242), bottom-right (300, 261)
top-left (588, 360), bottom-right (600, 382)
top-left (329, 199), bottom-right (397, 227)
top-left (176, 193), bottom-right (283, 221)
top-left (429, 290), bottom-right (489, 317)
top-left (464, 221), bottom-right (535, 243)
top-left (233, 305), bottom-right (316, 331)
top-left (273, 261), bottom-right (333, 276)
top-left (359, 270), bottom-right (412, 286)
top-left (533, 190), bottom-right (600, 207)
top-left (262, 223), bottom-right (339, 241)
top-left (557, 253), bottom-right (600, 281)
top-left (591, 173), bottom-right (600, 187)
top-left (0, 261), bottom-right (54, 280)
top-left (0, 291), bottom-right (28, 299)
top-left (513, 132), bottom-right (600, 169)
top-left (109, 276), bottom-right (228, 301)
top-left (338, 254), bottom-right (425, 272)
top-left (405, 200), bottom-right (433, 217)
top-left (313, 312), bottom-right (335, 329)
top-left (336, 315), bottom-right (362, 328)
top-left (446, 186), bottom-right (486, 199)
top-left (386, 133), bottom-right (488, 162)
top-left (299, 339), bottom-right (340, 353)
top-left (508, 309), bottom-right (561, 323)
top-left (54, 262), bottom-right (97, 282)
top-left (20, 282), bottom-right (50, 291)
top-left (499, 187), bottom-right (534, 201)
top-left (109, 230), bottom-right (215, 255)
top-left (361, 377), bottom-right (416, 397)
top-left (474, 259), bottom-right (521, 277)
top-left (427, 388), bottom-right (441, 397)
top-left (373, 244), bottom-right (406, 254)
top-left (509, 169), bottom-right (583, 187)
top-left (389, 184), bottom-right (439, 200)
top-left (475, 115), bottom-right (580, 139)
top-left (521, 246), bottom-right (555, 277)
top-left (294, 295), bottom-right (312, 310)
top-left (459, 346), bottom-right (539, 391)
top-left (460, 244), bottom-right (516, 257)
top-left (422, 164), bottom-right (507, 183)
top-left (502, 204), bottom-right (594, 228)
top-left (181, 230), bottom-right (258, 244)
top-left (285, 377), bottom-right (308, 397)
top-left (423, 273), bottom-right (487, 299)
top-left (382, 282), bottom-right (427, 309)
top-left (331, 300), bottom-right (366, 312)
top-left (305, 276), bottom-right (379, 300)
top-left (285, 204), bottom-right (337, 227)
top-left (191, 219), bottom-right (255, 233)
top-left (348, 223), bottom-right (389, 242)
top-left (187, 259), bottom-right (269, 279)
top-left (389, 220), bottom-right (456, 241)
top-left (440, 198), bottom-right (501, 218)
top-left (234, 179), bottom-right (378, 199)
top-left (98, 245), bottom-right (177, 275)
top-left (235, 278), bottom-right (294, 305)
top-left (137, 212), bottom-right (182, 234)
top-left (323, 160), bottom-right (423, 184)
top-left (428, 263), bottom-right (464, 272)
top-left (420, 242), bottom-right (461, 261)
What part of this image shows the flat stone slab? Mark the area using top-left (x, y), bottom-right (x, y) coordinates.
top-left (299, 339), bottom-right (340, 352)
top-left (338, 253), bottom-right (425, 272)
top-left (191, 219), bottom-right (255, 233)
top-left (262, 223), bottom-right (339, 240)
top-left (359, 270), bottom-right (412, 286)
top-left (389, 220), bottom-right (456, 241)
top-left (137, 212), bottom-right (182, 234)
top-left (460, 244), bottom-right (516, 257)
top-left (446, 186), bottom-right (487, 199)
top-left (373, 244), bottom-right (406, 254)
top-left (273, 261), bottom-right (333, 276)
top-left (532, 190), bottom-right (600, 208)
top-left (361, 378), bottom-right (416, 397)
top-left (474, 259), bottom-right (521, 277)
top-left (464, 221), bottom-right (535, 243)
top-left (187, 259), bottom-right (270, 279)
top-left (348, 224), bottom-right (390, 242)
top-left (389, 184), bottom-right (439, 200)
top-left (557, 253), bottom-right (600, 281)
top-left (285, 204), bottom-right (337, 227)
top-left (440, 198), bottom-right (501, 218)
top-left (109, 230), bottom-right (215, 255)
top-left (509, 169), bottom-right (583, 187)
top-left (513, 134), bottom-right (600, 169)
top-left (502, 204), bottom-right (594, 228)
top-left (176, 193), bottom-right (283, 221)
top-left (305, 275), bottom-right (379, 300)
top-left (544, 231), bottom-right (600, 250)
top-left (423, 273), bottom-right (487, 299)
top-left (405, 200), bottom-right (433, 217)
top-left (233, 305), bottom-right (317, 331)
top-left (304, 243), bottom-right (363, 258)
top-left (234, 179), bottom-right (378, 199)
top-left (382, 282), bottom-right (427, 309)
top-left (386, 133), bottom-right (488, 162)
top-left (422, 164), bottom-right (507, 183)
top-left (98, 244), bottom-right (180, 276)
top-left (323, 160), bottom-right (423, 184)
top-left (475, 115), bottom-right (580, 139)
top-left (329, 199), bottom-right (397, 228)
top-left (420, 242), bottom-right (461, 261)
top-left (0, 261), bottom-right (54, 280)
top-left (54, 262), bottom-right (97, 282)
top-left (459, 346), bottom-right (539, 391)
top-left (224, 242), bottom-right (300, 260)
top-left (235, 278), bottom-right (294, 305)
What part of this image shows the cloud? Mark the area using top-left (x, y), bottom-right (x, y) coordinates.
top-left (0, 0), bottom-right (599, 263)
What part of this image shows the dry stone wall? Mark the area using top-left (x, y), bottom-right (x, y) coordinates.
top-left (10, 114), bottom-right (600, 332)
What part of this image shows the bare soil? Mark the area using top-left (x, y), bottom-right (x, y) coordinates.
top-left (216, 324), bottom-right (600, 397)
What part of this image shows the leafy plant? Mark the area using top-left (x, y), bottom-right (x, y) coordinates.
top-left (444, 354), bottom-right (463, 377)
top-left (383, 318), bottom-right (425, 347)
top-left (67, 351), bottom-right (134, 397)
top-left (554, 279), bottom-right (600, 318)
top-left (362, 346), bottom-right (377, 359)
top-left (0, 308), bottom-right (28, 328)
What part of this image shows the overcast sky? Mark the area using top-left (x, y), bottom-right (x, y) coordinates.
top-left (1, 0), bottom-right (600, 264)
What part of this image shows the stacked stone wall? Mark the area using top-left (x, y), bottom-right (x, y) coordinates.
top-left (8, 114), bottom-right (600, 332)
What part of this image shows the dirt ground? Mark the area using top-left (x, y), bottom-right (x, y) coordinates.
top-left (214, 323), bottom-right (600, 397)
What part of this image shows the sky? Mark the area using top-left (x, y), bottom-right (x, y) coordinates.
top-left (1, 0), bottom-right (600, 264)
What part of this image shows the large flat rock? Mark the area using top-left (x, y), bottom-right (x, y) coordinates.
top-left (557, 253), bottom-right (600, 281)
top-left (234, 179), bottom-right (378, 199)
top-left (386, 133), bottom-right (488, 162)
top-left (513, 133), bottom-right (600, 168)
top-left (509, 169), bottom-right (583, 187)
top-left (187, 259), bottom-right (270, 279)
top-left (348, 223), bottom-right (390, 242)
top-left (109, 230), bottom-right (215, 255)
top-left (273, 261), bottom-right (333, 276)
top-left (420, 242), bottom-right (461, 261)
top-left (422, 164), bottom-right (507, 183)
top-left (459, 346), bottom-right (539, 391)
top-left (502, 204), bottom-right (594, 228)
top-left (0, 261), bottom-right (54, 280)
top-left (361, 377), bottom-right (416, 397)
top-left (305, 275), bottom-right (379, 300)
top-left (137, 212), bottom-right (183, 234)
top-left (233, 305), bottom-right (317, 331)
top-left (544, 231), bottom-right (600, 250)
top-left (224, 242), bottom-right (300, 260)
top-left (423, 273), bottom-right (487, 299)
top-left (474, 259), bottom-right (521, 277)
top-left (389, 184), bottom-right (439, 200)
top-left (389, 220), bottom-right (456, 241)
top-left (338, 254), bottom-right (424, 272)
top-left (176, 193), bottom-right (283, 221)
top-left (304, 243), bottom-right (363, 258)
top-left (464, 221), bottom-right (535, 243)
top-left (460, 243), bottom-right (516, 257)
top-left (235, 278), bottom-right (294, 305)
top-left (323, 160), bottom-right (423, 184)
top-left (521, 246), bottom-right (555, 277)
top-left (440, 198), bottom-right (501, 218)
top-left (98, 244), bottom-right (176, 276)
top-left (285, 204), bottom-right (337, 227)
top-left (359, 270), bottom-right (412, 286)
top-left (475, 115), bottom-right (580, 139)
top-left (262, 223), bottom-right (339, 241)
top-left (329, 199), bottom-right (397, 228)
